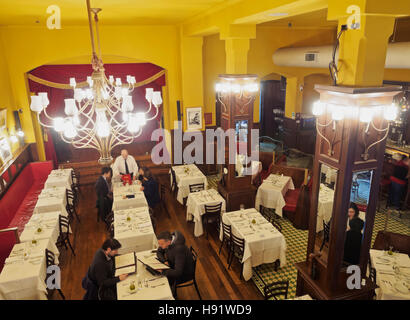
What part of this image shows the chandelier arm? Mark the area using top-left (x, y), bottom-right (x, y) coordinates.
top-left (37, 112), bottom-right (54, 129)
top-left (86, 0), bottom-right (97, 58)
top-left (111, 130), bottom-right (142, 149)
top-left (145, 105), bottom-right (160, 121)
top-left (144, 101), bottom-right (153, 115)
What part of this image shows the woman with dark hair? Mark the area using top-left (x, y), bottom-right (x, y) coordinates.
top-left (388, 155), bottom-right (410, 209)
top-left (138, 167), bottom-right (160, 209)
top-left (343, 202), bottom-right (365, 265)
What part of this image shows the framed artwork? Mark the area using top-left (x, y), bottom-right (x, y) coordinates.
top-left (0, 137), bottom-right (12, 164)
top-left (185, 107), bottom-right (203, 131)
top-left (0, 109), bottom-right (6, 131)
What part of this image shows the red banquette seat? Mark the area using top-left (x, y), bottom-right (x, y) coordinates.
top-left (0, 161), bottom-right (53, 272)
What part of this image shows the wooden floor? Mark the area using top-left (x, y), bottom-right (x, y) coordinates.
top-left (57, 180), bottom-right (263, 300)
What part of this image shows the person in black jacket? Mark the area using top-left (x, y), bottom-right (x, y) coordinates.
top-left (95, 167), bottom-right (113, 221)
top-left (343, 203), bottom-right (365, 265)
top-left (156, 230), bottom-right (195, 298)
top-left (86, 238), bottom-right (128, 300)
top-left (138, 166), bottom-right (160, 209)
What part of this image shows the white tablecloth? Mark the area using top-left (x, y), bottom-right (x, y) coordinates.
top-left (369, 249), bottom-right (410, 300)
top-left (114, 207), bottom-right (157, 255)
top-left (220, 208), bottom-right (287, 281)
top-left (316, 184), bottom-right (334, 232)
top-left (235, 154), bottom-right (262, 180)
top-left (44, 169), bottom-right (73, 190)
top-left (255, 174), bottom-right (295, 217)
top-left (0, 238), bottom-right (59, 300)
top-left (117, 250), bottom-right (174, 300)
top-left (322, 164), bottom-right (337, 184)
top-left (20, 211), bottom-right (66, 244)
top-left (34, 187), bottom-right (68, 216)
top-left (112, 189), bottom-right (148, 211)
top-left (171, 164), bottom-right (208, 204)
top-left (186, 188), bottom-right (226, 237)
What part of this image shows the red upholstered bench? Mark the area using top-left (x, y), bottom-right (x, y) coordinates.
top-left (0, 161), bottom-right (53, 271)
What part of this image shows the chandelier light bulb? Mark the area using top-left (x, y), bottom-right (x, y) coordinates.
top-left (122, 112), bottom-right (129, 123)
top-left (312, 101), bottom-right (325, 116)
top-left (38, 92), bottom-right (49, 107)
top-left (126, 75), bottom-right (132, 84)
top-left (115, 78), bottom-right (122, 86)
top-left (127, 114), bottom-right (140, 133)
top-left (135, 112), bottom-right (146, 126)
top-left (121, 95), bottom-right (134, 112)
top-left (152, 91), bottom-right (163, 106)
top-left (384, 103), bottom-right (398, 121)
top-left (64, 99), bottom-right (78, 116)
top-left (109, 75), bottom-right (114, 84)
top-left (69, 77), bottom-right (76, 87)
top-left (87, 76), bottom-right (93, 87)
top-left (30, 95), bottom-right (43, 113)
top-left (121, 88), bottom-right (129, 98)
top-left (10, 135), bottom-right (18, 143)
top-left (63, 119), bottom-right (77, 139)
top-left (16, 129), bottom-right (24, 137)
top-left (130, 76), bottom-right (136, 85)
top-left (96, 121), bottom-right (110, 138)
top-left (114, 87), bottom-right (122, 99)
top-left (53, 117), bottom-right (65, 132)
top-left (72, 114), bottom-right (80, 127)
top-left (74, 88), bottom-right (84, 102)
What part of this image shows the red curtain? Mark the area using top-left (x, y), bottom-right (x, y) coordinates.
top-left (28, 63), bottom-right (165, 165)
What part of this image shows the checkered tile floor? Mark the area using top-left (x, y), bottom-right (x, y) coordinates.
top-left (206, 175), bottom-right (410, 300)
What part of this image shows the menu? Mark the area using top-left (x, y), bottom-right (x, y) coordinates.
top-left (114, 252), bottom-right (136, 276)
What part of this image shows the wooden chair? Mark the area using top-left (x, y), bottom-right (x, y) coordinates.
top-left (271, 218), bottom-right (282, 233)
top-left (202, 202), bottom-right (222, 239)
top-left (320, 219), bottom-right (331, 252)
top-left (264, 280), bottom-right (289, 300)
top-left (218, 221), bottom-right (232, 264)
top-left (175, 246), bottom-right (202, 300)
top-left (45, 249), bottom-right (65, 300)
top-left (228, 233), bottom-right (245, 279)
top-left (71, 170), bottom-right (81, 195)
top-left (170, 168), bottom-right (178, 195)
top-left (105, 212), bottom-right (114, 231)
top-left (57, 215), bottom-right (75, 256)
top-left (66, 189), bottom-right (80, 223)
top-left (189, 183), bottom-right (205, 193)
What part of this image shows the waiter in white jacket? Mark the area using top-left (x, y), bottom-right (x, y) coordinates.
top-left (112, 149), bottom-right (139, 181)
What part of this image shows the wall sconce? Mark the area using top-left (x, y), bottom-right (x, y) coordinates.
top-left (312, 89), bottom-right (400, 160)
top-left (9, 135), bottom-right (18, 144)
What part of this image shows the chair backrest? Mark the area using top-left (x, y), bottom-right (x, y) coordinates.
top-left (189, 246), bottom-right (198, 275)
top-left (264, 280), bottom-right (289, 300)
top-left (66, 189), bottom-right (75, 206)
top-left (170, 169), bottom-right (177, 190)
top-left (59, 215), bottom-right (70, 234)
top-left (231, 233), bottom-right (245, 253)
top-left (369, 267), bottom-right (377, 284)
top-left (323, 220), bottom-right (330, 241)
top-left (160, 184), bottom-right (166, 200)
top-left (45, 248), bottom-right (55, 268)
top-left (204, 202), bottom-right (222, 215)
top-left (221, 221), bottom-right (232, 240)
top-left (189, 183), bottom-right (204, 193)
top-left (271, 219), bottom-right (282, 232)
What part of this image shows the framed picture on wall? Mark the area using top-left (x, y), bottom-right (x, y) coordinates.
top-left (0, 109), bottom-right (6, 131)
top-left (186, 107), bottom-right (203, 131)
top-left (0, 137), bottom-right (12, 165)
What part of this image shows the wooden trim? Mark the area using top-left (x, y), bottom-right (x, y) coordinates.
top-left (0, 227), bottom-right (20, 243)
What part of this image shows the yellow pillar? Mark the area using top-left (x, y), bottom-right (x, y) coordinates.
top-left (328, 0), bottom-right (397, 86)
top-left (284, 77), bottom-right (304, 119)
top-left (180, 34), bottom-right (205, 131)
top-left (220, 24), bottom-right (256, 74)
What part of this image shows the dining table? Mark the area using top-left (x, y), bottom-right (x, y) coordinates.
top-left (19, 211), bottom-right (67, 244)
top-left (316, 183), bottom-right (335, 232)
top-left (171, 164), bottom-right (208, 204)
top-left (186, 188), bottom-right (226, 237)
top-left (254, 174), bottom-right (295, 217)
top-left (116, 250), bottom-right (174, 300)
top-left (112, 183), bottom-right (148, 211)
top-left (34, 186), bottom-right (68, 216)
top-left (44, 169), bottom-right (73, 190)
top-left (114, 207), bottom-right (157, 255)
top-left (220, 208), bottom-right (287, 281)
top-left (0, 238), bottom-right (59, 300)
top-left (369, 249), bottom-right (410, 300)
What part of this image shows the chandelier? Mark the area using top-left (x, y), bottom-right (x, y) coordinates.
top-left (29, 0), bottom-right (162, 164)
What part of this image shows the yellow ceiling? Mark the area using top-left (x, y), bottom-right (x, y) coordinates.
top-left (0, 0), bottom-right (240, 26)
top-left (260, 8), bottom-right (337, 28)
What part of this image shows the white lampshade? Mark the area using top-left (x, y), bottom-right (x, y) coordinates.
top-left (122, 112), bottom-right (129, 122)
top-left (384, 104), bottom-right (398, 121)
top-left (96, 121), bottom-right (110, 137)
top-left (101, 87), bottom-right (109, 100)
top-left (53, 117), bottom-right (65, 132)
top-left (109, 75), bottom-right (114, 84)
top-left (74, 88), bottom-right (85, 102)
top-left (63, 120), bottom-right (77, 138)
top-left (121, 95), bottom-right (134, 112)
top-left (38, 92), bottom-right (49, 107)
top-left (127, 114), bottom-right (140, 133)
top-left (126, 75), bottom-right (131, 84)
top-left (87, 76), bottom-right (93, 87)
top-left (130, 76), bottom-right (136, 85)
top-left (135, 112), bottom-right (146, 126)
top-left (85, 88), bottom-right (93, 99)
top-left (72, 114), bottom-right (80, 126)
top-left (115, 78), bottom-right (122, 86)
top-left (69, 77), bottom-right (76, 87)
top-left (114, 87), bottom-right (122, 99)
top-left (312, 101), bottom-right (325, 116)
top-left (64, 99), bottom-right (78, 116)
top-left (359, 107), bottom-right (373, 123)
top-left (332, 107), bottom-right (344, 121)
top-left (30, 95), bottom-right (43, 113)
top-left (121, 88), bottom-right (129, 98)
top-left (145, 88), bottom-right (154, 102)
top-left (9, 135), bottom-right (18, 143)
top-left (16, 129), bottom-right (24, 137)
top-left (152, 91), bottom-right (162, 105)
top-left (231, 84), bottom-right (241, 93)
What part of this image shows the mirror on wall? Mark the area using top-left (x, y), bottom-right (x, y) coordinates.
top-left (235, 120), bottom-right (248, 177)
top-left (342, 170), bottom-right (372, 266)
top-left (315, 163), bottom-right (338, 262)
